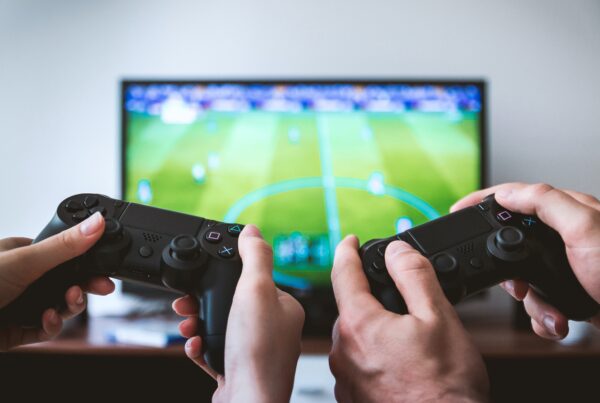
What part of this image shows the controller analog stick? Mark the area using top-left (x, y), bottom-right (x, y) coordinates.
top-left (102, 218), bottom-right (123, 242)
top-left (170, 235), bottom-right (200, 261)
top-left (495, 227), bottom-right (525, 252)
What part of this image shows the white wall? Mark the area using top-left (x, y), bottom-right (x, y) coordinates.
top-left (1, 0), bottom-right (599, 238)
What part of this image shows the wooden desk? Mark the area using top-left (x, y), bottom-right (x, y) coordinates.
top-left (2, 300), bottom-right (600, 402)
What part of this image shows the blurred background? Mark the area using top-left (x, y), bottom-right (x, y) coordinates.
top-left (1, 1), bottom-right (599, 402)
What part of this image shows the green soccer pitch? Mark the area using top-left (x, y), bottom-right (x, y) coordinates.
top-left (125, 110), bottom-right (481, 289)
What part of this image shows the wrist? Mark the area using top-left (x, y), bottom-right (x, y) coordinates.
top-left (213, 369), bottom-right (295, 403)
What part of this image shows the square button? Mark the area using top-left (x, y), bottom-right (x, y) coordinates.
top-left (205, 231), bottom-right (222, 243)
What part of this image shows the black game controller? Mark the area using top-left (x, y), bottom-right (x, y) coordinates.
top-left (0, 193), bottom-right (244, 374)
top-left (360, 194), bottom-right (599, 321)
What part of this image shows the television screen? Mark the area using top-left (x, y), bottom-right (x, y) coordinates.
top-left (122, 80), bottom-right (486, 330)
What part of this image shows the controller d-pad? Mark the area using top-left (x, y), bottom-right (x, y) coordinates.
top-left (65, 200), bottom-right (84, 212)
top-left (72, 210), bottom-right (89, 222)
top-left (90, 206), bottom-right (107, 216)
top-left (84, 195), bottom-right (99, 208)
top-left (371, 260), bottom-right (386, 273)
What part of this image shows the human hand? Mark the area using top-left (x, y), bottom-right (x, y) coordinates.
top-left (172, 225), bottom-right (305, 403)
top-left (329, 236), bottom-right (489, 403)
top-left (451, 183), bottom-right (600, 339)
top-left (0, 212), bottom-right (115, 350)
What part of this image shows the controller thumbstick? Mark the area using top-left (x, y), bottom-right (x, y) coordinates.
top-left (495, 226), bottom-right (525, 252)
top-left (170, 235), bottom-right (200, 261)
top-left (102, 218), bottom-right (123, 242)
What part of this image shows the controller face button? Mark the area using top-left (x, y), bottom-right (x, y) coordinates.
top-left (139, 245), bottom-right (153, 258)
top-left (65, 200), bottom-right (83, 212)
top-left (495, 226), bottom-right (525, 252)
top-left (522, 217), bottom-right (537, 228)
top-left (496, 210), bottom-right (512, 222)
top-left (83, 195), bottom-right (99, 208)
top-left (72, 210), bottom-right (90, 222)
top-left (170, 235), bottom-right (200, 261)
top-left (469, 257), bottom-right (483, 269)
top-left (89, 206), bottom-right (107, 216)
top-left (205, 231), bottom-right (222, 243)
top-left (432, 253), bottom-right (458, 280)
top-left (227, 225), bottom-right (243, 237)
top-left (376, 244), bottom-right (386, 257)
top-left (218, 245), bottom-right (235, 258)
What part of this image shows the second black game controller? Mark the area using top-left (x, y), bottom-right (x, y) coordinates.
top-left (0, 193), bottom-right (244, 374)
top-left (360, 194), bottom-right (599, 321)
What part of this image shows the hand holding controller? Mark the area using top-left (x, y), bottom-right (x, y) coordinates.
top-left (360, 192), bottom-right (600, 327)
top-left (0, 193), bottom-right (245, 373)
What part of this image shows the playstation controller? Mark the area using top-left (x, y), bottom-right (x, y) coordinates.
top-left (360, 194), bottom-right (599, 321)
top-left (0, 193), bottom-right (244, 373)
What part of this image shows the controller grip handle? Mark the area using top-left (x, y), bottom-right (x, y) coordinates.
top-left (0, 217), bottom-right (81, 328)
top-left (199, 262), bottom-right (241, 374)
top-left (0, 260), bottom-right (82, 327)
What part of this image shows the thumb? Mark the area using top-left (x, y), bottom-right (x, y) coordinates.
top-left (237, 224), bottom-right (274, 283)
top-left (384, 241), bottom-right (451, 318)
top-left (496, 184), bottom-right (600, 245)
top-left (2, 212), bottom-right (105, 287)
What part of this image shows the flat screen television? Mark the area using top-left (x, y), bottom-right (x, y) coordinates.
top-left (121, 79), bottom-right (486, 333)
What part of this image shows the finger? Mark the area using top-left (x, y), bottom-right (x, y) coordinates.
top-left (450, 183), bottom-right (528, 212)
top-left (61, 286), bottom-right (87, 320)
top-left (0, 237), bottom-right (32, 252)
top-left (330, 235), bottom-right (381, 315)
top-left (237, 225), bottom-right (274, 283)
top-left (2, 213), bottom-right (105, 286)
top-left (499, 279), bottom-right (529, 301)
top-left (184, 336), bottom-right (220, 380)
top-left (81, 276), bottom-right (115, 295)
top-left (172, 295), bottom-right (199, 316)
top-left (40, 308), bottom-right (63, 339)
top-left (531, 317), bottom-right (566, 340)
top-left (384, 241), bottom-right (451, 318)
top-left (561, 190), bottom-right (600, 212)
top-left (495, 184), bottom-right (600, 245)
top-left (523, 289), bottom-right (569, 339)
top-left (178, 317), bottom-right (199, 338)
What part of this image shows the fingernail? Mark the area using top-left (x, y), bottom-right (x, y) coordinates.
top-left (185, 338), bottom-right (200, 358)
top-left (496, 189), bottom-right (513, 199)
top-left (543, 315), bottom-right (558, 336)
top-left (503, 280), bottom-right (515, 295)
top-left (80, 212), bottom-right (103, 236)
top-left (76, 290), bottom-right (84, 305)
top-left (243, 224), bottom-right (262, 238)
top-left (387, 241), bottom-right (412, 254)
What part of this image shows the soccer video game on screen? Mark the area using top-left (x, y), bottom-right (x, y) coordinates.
top-left (123, 81), bottom-right (483, 292)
